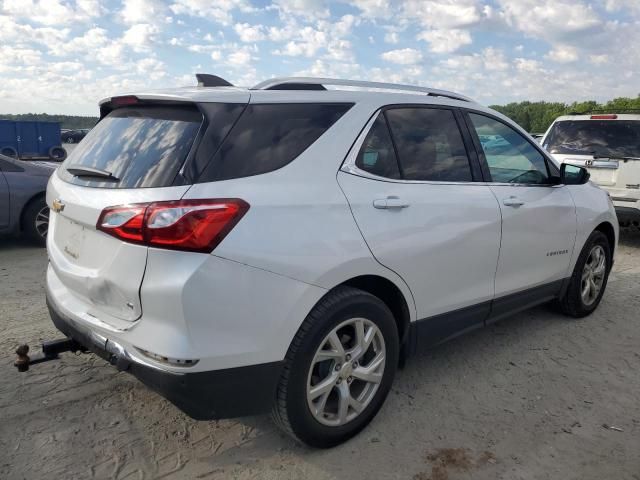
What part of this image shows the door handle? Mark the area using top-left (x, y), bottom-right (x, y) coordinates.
top-left (503, 196), bottom-right (525, 207)
top-left (373, 196), bottom-right (410, 209)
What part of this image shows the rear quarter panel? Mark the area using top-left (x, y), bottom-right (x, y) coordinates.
top-left (183, 100), bottom-right (417, 321)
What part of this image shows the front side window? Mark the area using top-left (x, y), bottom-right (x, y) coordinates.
top-left (355, 114), bottom-right (401, 179)
top-left (469, 113), bottom-right (550, 184)
top-left (385, 108), bottom-right (472, 182)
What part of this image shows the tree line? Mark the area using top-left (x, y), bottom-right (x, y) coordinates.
top-left (490, 96), bottom-right (640, 133)
top-left (2, 94), bottom-right (640, 133)
top-left (0, 113), bottom-right (99, 129)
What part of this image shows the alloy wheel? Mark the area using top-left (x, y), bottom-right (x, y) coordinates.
top-left (581, 245), bottom-right (606, 306)
top-left (306, 317), bottom-right (386, 427)
top-left (35, 206), bottom-right (50, 238)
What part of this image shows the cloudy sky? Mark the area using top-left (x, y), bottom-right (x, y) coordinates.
top-left (1, 0), bottom-right (639, 115)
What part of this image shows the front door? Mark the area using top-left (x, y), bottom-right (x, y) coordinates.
top-left (0, 165), bottom-right (9, 229)
top-left (465, 112), bottom-right (577, 308)
top-left (338, 107), bottom-right (502, 345)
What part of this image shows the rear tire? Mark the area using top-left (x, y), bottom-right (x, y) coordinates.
top-left (558, 231), bottom-right (611, 318)
top-left (48, 146), bottom-right (67, 161)
top-left (272, 286), bottom-right (399, 448)
top-left (22, 197), bottom-right (49, 246)
top-left (1, 146), bottom-right (17, 157)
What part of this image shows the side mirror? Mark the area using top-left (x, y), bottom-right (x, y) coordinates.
top-left (560, 163), bottom-right (590, 185)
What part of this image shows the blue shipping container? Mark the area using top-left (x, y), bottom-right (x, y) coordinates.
top-left (0, 120), bottom-right (65, 160)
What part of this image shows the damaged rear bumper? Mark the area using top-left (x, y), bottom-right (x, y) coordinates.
top-left (46, 294), bottom-right (284, 420)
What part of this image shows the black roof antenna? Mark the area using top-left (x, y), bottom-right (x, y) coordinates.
top-left (195, 74), bottom-right (233, 87)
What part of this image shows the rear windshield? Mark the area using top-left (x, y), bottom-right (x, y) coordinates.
top-left (59, 106), bottom-right (202, 188)
top-left (197, 103), bottom-right (352, 182)
top-left (544, 120), bottom-right (640, 158)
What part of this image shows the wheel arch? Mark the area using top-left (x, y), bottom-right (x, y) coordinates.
top-left (594, 221), bottom-right (616, 257)
top-left (335, 274), bottom-right (413, 362)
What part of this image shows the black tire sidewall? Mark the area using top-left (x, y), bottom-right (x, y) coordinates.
top-left (285, 291), bottom-right (399, 448)
top-left (23, 197), bottom-right (48, 246)
top-left (566, 231), bottom-right (611, 316)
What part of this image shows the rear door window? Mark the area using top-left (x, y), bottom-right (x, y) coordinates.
top-left (59, 106), bottom-right (202, 188)
top-left (198, 103), bottom-right (352, 182)
top-left (385, 108), bottom-right (473, 182)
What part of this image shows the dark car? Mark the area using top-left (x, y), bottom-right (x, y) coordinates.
top-left (61, 128), bottom-right (90, 144)
top-left (0, 153), bottom-right (56, 245)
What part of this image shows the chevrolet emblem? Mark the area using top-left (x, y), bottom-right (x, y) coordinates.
top-left (52, 199), bottom-right (65, 213)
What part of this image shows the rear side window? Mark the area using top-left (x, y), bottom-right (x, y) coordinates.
top-left (198, 103), bottom-right (352, 182)
top-left (59, 106), bottom-right (202, 188)
top-left (385, 108), bottom-right (472, 182)
top-left (355, 114), bottom-right (401, 179)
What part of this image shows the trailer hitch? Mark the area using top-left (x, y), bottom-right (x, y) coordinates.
top-left (14, 338), bottom-right (86, 372)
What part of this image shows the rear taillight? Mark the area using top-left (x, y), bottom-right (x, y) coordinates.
top-left (96, 199), bottom-right (249, 253)
top-left (590, 114), bottom-right (617, 120)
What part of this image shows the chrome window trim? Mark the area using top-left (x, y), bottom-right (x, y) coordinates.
top-left (340, 109), bottom-right (562, 188)
top-left (341, 109), bottom-right (480, 186)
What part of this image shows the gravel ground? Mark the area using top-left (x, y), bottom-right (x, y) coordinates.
top-left (1, 230), bottom-right (639, 480)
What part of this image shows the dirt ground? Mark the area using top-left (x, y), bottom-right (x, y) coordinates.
top-left (1, 230), bottom-right (639, 480)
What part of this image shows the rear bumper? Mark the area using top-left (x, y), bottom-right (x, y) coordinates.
top-left (47, 294), bottom-right (284, 420)
top-left (614, 205), bottom-right (640, 223)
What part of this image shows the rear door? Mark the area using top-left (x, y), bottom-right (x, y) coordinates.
top-left (338, 106), bottom-right (501, 344)
top-left (17, 122), bottom-right (39, 157)
top-left (47, 100), bottom-right (246, 326)
top-left (465, 111), bottom-right (577, 306)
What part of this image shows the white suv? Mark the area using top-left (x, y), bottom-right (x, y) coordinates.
top-left (542, 112), bottom-right (640, 227)
top-left (45, 76), bottom-right (618, 447)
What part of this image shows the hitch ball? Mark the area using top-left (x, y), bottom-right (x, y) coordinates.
top-left (14, 344), bottom-right (30, 372)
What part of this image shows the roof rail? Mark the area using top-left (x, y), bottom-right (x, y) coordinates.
top-left (251, 77), bottom-right (473, 102)
top-left (196, 73), bottom-right (233, 87)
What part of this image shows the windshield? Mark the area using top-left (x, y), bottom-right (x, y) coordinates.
top-left (543, 120), bottom-right (640, 158)
top-left (58, 106), bottom-right (202, 188)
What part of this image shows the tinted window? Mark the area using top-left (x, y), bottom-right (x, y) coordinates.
top-left (544, 120), bottom-right (640, 158)
top-left (355, 114), bottom-right (400, 179)
top-left (385, 108), bottom-right (472, 181)
top-left (469, 113), bottom-right (549, 184)
top-left (199, 103), bottom-right (352, 182)
top-left (59, 106), bottom-right (202, 188)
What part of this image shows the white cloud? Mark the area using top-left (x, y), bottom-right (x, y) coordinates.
top-left (403, 0), bottom-right (485, 29)
top-left (417, 29), bottom-right (472, 53)
top-left (234, 22), bottom-right (266, 42)
top-left (169, 0), bottom-right (254, 25)
top-left (228, 49), bottom-right (252, 66)
top-left (274, 27), bottom-right (328, 57)
top-left (1, 0), bottom-right (101, 25)
top-left (381, 48), bottom-right (423, 65)
top-left (384, 31), bottom-right (399, 44)
top-left (121, 0), bottom-right (164, 24)
top-left (497, 0), bottom-right (601, 41)
top-left (122, 23), bottom-right (159, 52)
top-left (272, 0), bottom-right (330, 19)
top-left (546, 45), bottom-right (579, 63)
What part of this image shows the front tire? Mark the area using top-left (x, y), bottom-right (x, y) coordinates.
top-left (22, 197), bottom-right (49, 246)
top-left (559, 231), bottom-right (611, 318)
top-left (272, 286), bottom-right (399, 448)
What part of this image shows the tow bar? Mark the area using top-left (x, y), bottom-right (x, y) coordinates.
top-left (14, 338), bottom-right (85, 372)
